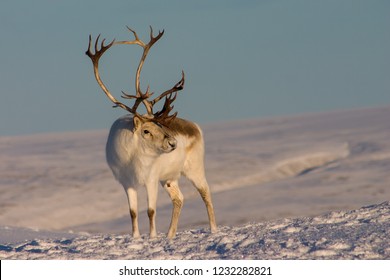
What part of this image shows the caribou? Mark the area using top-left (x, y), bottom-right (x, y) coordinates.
top-left (86, 27), bottom-right (217, 239)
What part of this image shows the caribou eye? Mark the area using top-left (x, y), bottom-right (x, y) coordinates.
top-left (143, 130), bottom-right (150, 134)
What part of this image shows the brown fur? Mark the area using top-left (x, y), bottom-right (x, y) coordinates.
top-left (168, 118), bottom-right (201, 139)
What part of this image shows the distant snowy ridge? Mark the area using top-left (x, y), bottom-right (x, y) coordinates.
top-left (1, 201), bottom-right (389, 260)
top-left (213, 143), bottom-right (349, 193)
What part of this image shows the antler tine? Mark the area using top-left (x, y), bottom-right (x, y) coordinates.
top-left (115, 26), bottom-right (145, 48)
top-left (151, 71), bottom-right (185, 106)
top-left (121, 86), bottom-right (154, 100)
top-left (86, 34), bottom-right (115, 62)
top-left (148, 26), bottom-right (165, 48)
top-left (120, 91), bottom-right (138, 100)
top-left (126, 26), bottom-right (141, 42)
top-left (152, 71), bottom-right (184, 124)
top-left (153, 93), bottom-right (178, 124)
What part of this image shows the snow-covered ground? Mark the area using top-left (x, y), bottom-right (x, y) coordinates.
top-left (1, 106), bottom-right (390, 259)
top-left (1, 202), bottom-right (389, 259)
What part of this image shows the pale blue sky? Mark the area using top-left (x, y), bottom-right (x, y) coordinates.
top-left (1, 0), bottom-right (389, 135)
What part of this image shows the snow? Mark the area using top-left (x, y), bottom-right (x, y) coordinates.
top-left (1, 202), bottom-right (389, 259)
top-left (1, 106), bottom-right (390, 259)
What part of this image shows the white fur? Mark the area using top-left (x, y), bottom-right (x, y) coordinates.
top-left (106, 115), bottom-right (217, 239)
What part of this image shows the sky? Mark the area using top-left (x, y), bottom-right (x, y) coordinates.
top-left (0, 0), bottom-right (389, 135)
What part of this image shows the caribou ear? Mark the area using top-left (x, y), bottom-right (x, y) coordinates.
top-left (133, 116), bottom-right (144, 131)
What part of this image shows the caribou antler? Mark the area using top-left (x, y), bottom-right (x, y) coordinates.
top-left (85, 35), bottom-right (139, 114)
top-left (86, 26), bottom-right (185, 124)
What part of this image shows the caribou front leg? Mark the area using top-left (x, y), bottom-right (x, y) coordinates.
top-left (125, 187), bottom-right (140, 238)
top-left (146, 181), bottom-right (159, 238)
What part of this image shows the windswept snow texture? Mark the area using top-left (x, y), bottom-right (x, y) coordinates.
top-left (0, 202), bottom-right (389, 259)
top-left (1, 106), bottom-right (390, 259)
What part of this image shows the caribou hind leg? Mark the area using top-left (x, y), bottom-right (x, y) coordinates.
top-left (184, 171), bottom-right (217, 233)
top-left (162, 180), bottom-right (184, 239)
